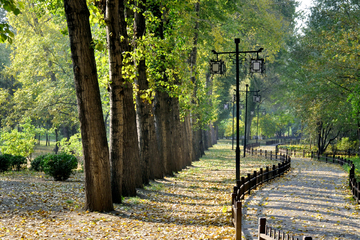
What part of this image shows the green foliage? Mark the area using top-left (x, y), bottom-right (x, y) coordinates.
top-left (0, 154), bottom-right (11, 172)
top-left (30, 153), bottom-right (48, 171)
top-left (42, 152), bottom-right (78, 181)
top-left (58, 133), bottom-right (83, 157)
top-left (0, 0), bottom-right (20, 43)
top-left (4, 1), bottom-right (78, 130)
top-left (0, 119), bottom-right (39, 158)
top-left (218, 118), bottom-right (243, 138)
top-left (336, 137), bottom-right (357, 151)
top-left (10, 155), bottom-right (26, 171)
top-left (281, 0), bottom-right (360, 144)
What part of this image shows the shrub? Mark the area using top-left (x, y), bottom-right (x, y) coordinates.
top-left (336, 137), bottom-right (357, 151)
top-left (43, 152), bottom-right (78, 181)
top-left (10, 155), bottom-right (26, 171)
top-left (30, 154), bottom-right (48, 171)
top-left (0, 154), bottom-right (12, 172)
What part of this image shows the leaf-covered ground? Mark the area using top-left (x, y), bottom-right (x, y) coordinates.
top-left (0, 140), bottom-right (276, 239)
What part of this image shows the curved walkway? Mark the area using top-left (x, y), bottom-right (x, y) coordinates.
top-left (241, 157), bottom-right (360, 240)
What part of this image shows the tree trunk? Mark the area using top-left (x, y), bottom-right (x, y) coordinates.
top-left (63, 0), bottom-right (113, 212)
top-left (184, 114), bottom-right (194, 165)
top-left (134, 0), bottom-right (162, 182)
top-left (54, 128), bottom-right (59, 154)
top-left (154, 90), bottom-right (175, 176)
top-left (170, 97), bottom-right (184, 171)
top-left (103, 0), bottom-right (124, 203)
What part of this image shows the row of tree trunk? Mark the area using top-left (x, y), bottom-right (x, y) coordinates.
top-left (63, 0), bottom-right (217, 211)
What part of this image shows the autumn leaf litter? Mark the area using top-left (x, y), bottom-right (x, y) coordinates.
top-left (0, 140), bottom-right (276, 239)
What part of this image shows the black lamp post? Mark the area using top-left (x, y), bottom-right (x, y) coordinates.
top-left (243, 84), bottom-right (261, 157)
top-left (256, 105), bottom-right (266, 143)
top-left (211, 39), bottom-right (264, 181)
top-left (232, 94), bottom-right (235, 150)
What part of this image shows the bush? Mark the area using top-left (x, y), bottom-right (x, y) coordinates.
top-left (0, 154), bottom-right (12, 172)
top-left (43, 152), bottom-right (78, 181)
top-left (10, 155), bottom-right (26, 171)
top-left (30, 154), bottom-right (48, 171)
top-left (336, 137), bottom-right (357, 151)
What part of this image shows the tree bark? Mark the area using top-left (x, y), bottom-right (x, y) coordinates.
top-left (118, 0), bottom-right (142, 196)
top-left (154, 90), bottom-right (175, 175)
top-left (63, 0), bottom-right (113, 211)
top-left (134, 0), bottom-right (162, 182)
top-left (103, 0), bottom-right (124, 203)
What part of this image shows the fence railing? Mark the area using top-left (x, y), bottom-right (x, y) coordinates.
top-left (246, 142), bottom-right (261, 149)
top-left (278, 147), bottom-right (358, 158)
top-left (231, 150), bottom-right (291, 240)
top-left (278, 148), bottom-right (310, 158)
top-left (258, 218), bottom-right (312, 240)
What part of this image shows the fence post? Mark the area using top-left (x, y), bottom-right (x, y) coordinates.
top-left (258, 217), bottom-right (266, 240)
top-left (357, 181), bottom-right (360, 203)
top-left (240, 176), bottom-right (245, 200)
top-left (278, 163), bottom-right (282, 176)
top-left (303, 150), bottom-right (305, 158)
top-left (259, 168), bottom-right (263, 185)
top-left (350, 165), bottom-right (355, 189)
top-left (272, 165), bottom-right (276, 179)
top-left (265, 150), bottom-right (267, 159)
top-left (234, 201), bottom-right (242, 240)
top-left (232, 187), bottom-right (237, 205)
top-left (303, 237), bottom-right (312, 240)
top-left (254, 171), bottom-right (258, 189)
top-left (247, 173), bottom-right (251, 194)
top-left (270, 151), bottom-right (272, 160)
top-left (352, 178), bottom-right (356, 199)
top-left (265, 166), bottom-right (269, 182)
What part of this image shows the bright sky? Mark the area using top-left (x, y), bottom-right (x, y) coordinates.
top-left (297, 0), bottom-right (315, 13)
top-left (295, 0), bottom-right (316, 31)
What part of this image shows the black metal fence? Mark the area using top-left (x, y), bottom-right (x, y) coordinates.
top-left (258, 217), bottom-right (312, 240)
top-left (231, 150), bottom-right (291, 240)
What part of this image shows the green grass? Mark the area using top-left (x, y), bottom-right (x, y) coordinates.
top-left (32, 144), bottom-right (55, 159)
top-left (344, 155), bottom-right (360, 181)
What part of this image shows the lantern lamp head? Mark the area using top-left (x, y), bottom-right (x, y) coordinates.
top-left (210, 60), bottom-right (226, 75)
top-left (250, 59), bottom-right (265, 73)
top-left (253, 95), bottom-right (261, 103)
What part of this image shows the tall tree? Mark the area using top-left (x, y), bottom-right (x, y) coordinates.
top-left (134, 0), bottom-right (162, 181)
top-left (100, 0), bottom-right (141, 198)
top-left (63, 0), bottom-right (113, 211)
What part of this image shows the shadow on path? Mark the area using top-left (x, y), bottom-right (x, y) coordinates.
top-left (242, 157), bottom-right (360, 240)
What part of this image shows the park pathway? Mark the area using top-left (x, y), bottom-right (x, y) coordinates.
top-left (241, 156), bottom-right (360, 240)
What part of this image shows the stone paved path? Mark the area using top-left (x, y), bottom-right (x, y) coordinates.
top-left (241, 157), bottom-right (360, 240)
